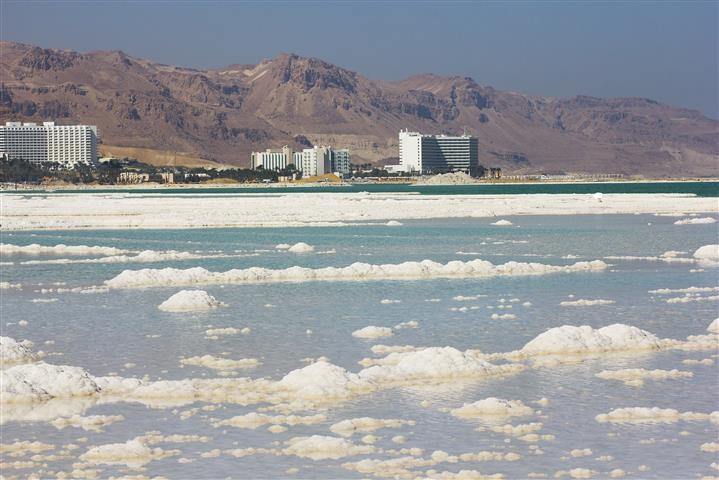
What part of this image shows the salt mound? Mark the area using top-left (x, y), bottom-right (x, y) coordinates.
top-left (105, 259), bottom-right (608, 289)
top-left (282, 435), bottom-right (375, 460)
top-left (708, 319), bottom-right (719, 333)
top-left (278, 361), bottom-right (365, 399)
top-left (521, 324), bottom-right (663, 356)
top-left (352, 326), bottom-right (394, 339)
top-left (1, 362), bottom-right (101, 403)
top-left (158, 290), bottom-right (226, 312)
top-left (595, 407), bottom-right (717, 424)
top-left (560, 299), bottom-right (615, 307)
top-left (450, 398), bottom-right (534, 420)
top-left (0, 243), bottom-right (127, 256)
top-left (694, 244), bottom-right (719, 261)
top-left (595, 368), bottom-right (692, 387)
top-left (491, 220), bottom-right (513, 226)
top-left (674, 217), bottom-right (717, 225)
top-left (79, 438), bottom-right (177, 468)
top-left (0, 336), bottom-right (37, 366)
top-left (386, 220), bottom-right (403, 226)
top-left (358, 347), bottom-right (523, 384)
top-left (288, 242), bottom-right (315, 253)
top-left (275, 243), bottom-right (291, 250)
top-left (330, 417), bottom-right (415, 437)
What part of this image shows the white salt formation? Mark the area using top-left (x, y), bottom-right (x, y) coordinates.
top-left (674, 217), bottom-right (717, 225)
top-left (0, 337), bottom-right (38, 366)
top-left (352, 326), bottom-right (394, 339)
top-left (50, 414), bottom-right (124, 432)
top-left (708, 318), bottom-right (719, 333)
top-left (3, 192), bottom-right (715, 230)
top-left (78, 438), bottom-right (178, 468)
top-left (0, 243), bottom-right (128, 256)
top-left (694, 244), bottom-right (719, 261)
top-left (520, 324), bottom-right (664, 356)
top-left (595, 368), bottom-right (693, 387)
top-left (0, 362), bottom-right (103, 402)
top-left (157, 290), bottom-right (226, 312)
top-left (386, 220), bottom-right (403, 226)
top-left (106, 258), bottom-right (609, 289)
top-left (180, 355), bottom-right (260, 370)
top-left (595, 407), bottom-right (718, 424)
top-left (282, 435), bottom-right (375, 460)
top-left (330, 417), bottom-right (416, 437)
top-left (450, 398), bottom-right (534, 420)
top-left (0, 282), bottom-right (21, 290)
top-left (287, 242), bottom-right (315, 253)
top-left (559, 299), bottom-right (615, 307)
top-left (491, 219), bottom-right (513, 226)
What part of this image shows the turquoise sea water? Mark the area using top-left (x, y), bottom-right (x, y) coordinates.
top-left (8, 181), bottom-right (719, 197)
top-left (1, 214), bottom-right (718, 478)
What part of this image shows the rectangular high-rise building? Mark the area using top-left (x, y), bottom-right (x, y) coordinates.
top-left (331, 148), bottom-right (351, 175)
top-left (300, 146), bottom-right (331, 177)
top-left (0, 121), bottom-right (98, 166)
top-left (398, 129), bottom-right (479, 176)
top-left (250, 145), bottom-right (294, 171)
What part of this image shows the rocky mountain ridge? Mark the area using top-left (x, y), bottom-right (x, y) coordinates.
top-left (1, 41), bottom-right (716, 175)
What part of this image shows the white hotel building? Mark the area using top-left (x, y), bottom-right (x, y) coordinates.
top-left (0, 121), bottom-right (99, 167)
top-left (251, 145), bottom-right (350, 176)
top-left (395, 129), bottom-right (479, 176)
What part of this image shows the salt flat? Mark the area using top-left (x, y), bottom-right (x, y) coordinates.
top-left (1, 192), bottom-right (716, 230)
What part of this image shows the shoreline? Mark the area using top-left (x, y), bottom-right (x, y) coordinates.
top-left (2, 178), bottom-right (719, 192)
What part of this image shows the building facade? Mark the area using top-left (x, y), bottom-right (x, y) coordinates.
top-left (0, 121), bottom-right (98, 166)
top-left (250, 146), bottom-right (294, 171)
top-left (300, 146), bottom-right (331, 177)
top-left (398, 129), bottom-right (479, 176)
top-left (331, 148), bottom-right (351, 175)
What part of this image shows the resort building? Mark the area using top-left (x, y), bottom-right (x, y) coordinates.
top-left (300, 146), bottom-right (332, 177)
top-left (331, 148), bottom-right (351, 175)
top-left (250, 146), bottom-right (294, 171)
top-left (0, 121), bottom-right (98, 166)
top-left (396, 129), bottom-right (479, 175)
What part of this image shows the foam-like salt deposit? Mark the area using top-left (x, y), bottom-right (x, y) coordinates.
top-left (4, 192), bottom-right (715, 231)
top-left (386, 220), bottom-right (403, 226)
top-left (78, 438), bottom-right (178, 468)
top-left (204, 327), bottom-right (248, 337)
top-left (380, 298), bottom-right (401, 304)
top-left (491, 219), bottom-right (513, 226)
top-left (0, 243), bottom-right (128, 256)
top-left (105, 258), bottom-right (609, 289)
top-left (18, 249), bottom-right (238, 265)
top-left (595, 407), bottom-right (718, 424)
top-left (560, 299), bottom-right (615, 307)
top-left (595, 368), bottom-right (693, 387)
top-left (329, 417), bottom-right (416, 437)
top-left (491, 313), bottom-right (516, 320)
top-left (157, 290), bottom-right (226, 312)
top-left (352, 326), bottom-right (394, 339)
top-left (664, 294), bottom-right (719, 304)
top-left (674, 217), bottom-right (717, 225)
top-left (282, 435), bottom-right (375, 460)
top-left (694, 245), bottom-right (719, 261)
top-left (0, 337), bottom-right (38, 366)
top-left (50, 414), bottom-right (124, 432)
top-left (180, 355), bottom-right (260, 371)
top-left (0, 281), bottom-right (21, 290)
top-left (213, 412), bottom-right (326, 429)
top-left (450, 398), bottom-right (534, 420)
top-left (520, 324), bottom-right (664, 356)
top-left (0, 362), bottom-right (103, 403)
top-left (649, 286), bottom-right (719, 294)
top-left (394, 320), bottom-right (419, 329)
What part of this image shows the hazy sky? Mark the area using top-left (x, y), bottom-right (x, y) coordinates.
top-left (2, 1), bottom-right (717, 117)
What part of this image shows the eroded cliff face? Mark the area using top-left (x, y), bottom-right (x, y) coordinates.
top-left (1, 41), bottom-right (717, 175)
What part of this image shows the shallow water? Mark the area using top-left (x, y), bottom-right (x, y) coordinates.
top-left (1, 214), bottom-right (718, 479)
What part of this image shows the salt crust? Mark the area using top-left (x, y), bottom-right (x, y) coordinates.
top-left (649, 286), bottom-right (719, 294)
top-left (665, 294), bottom-right (719, 304)
top-left (282, 435), bottom-right (375, 460)
top-left (330, 417), bottom-right (416, 437)
top-left (674, 217), bottom-right (717, 225)
top-left (180, 355), bottom-right (260, 371)
top-left (595, 407), bottom-right (719, 424)
top-left (16, 249), bottom-right (245, 265)
top-left (352, 326), bottom-right (394, 339)
top-left (5, 192), bottom-right (715, 230)
top-left (491, 220), bottom-right (513, 226)
top-left (0, 336), bottom-right (38, 366)
top-left (0, 282), bottom-right (21, 290)
top-left (50, 414), bottom-right (124, 432)
top-left (212, 412), bottom-right (326, 429)
top-left (450, 398), bottom-right (534, 420)
top-left (76, 433), bottom-right (205, 469)
top-left (701, 442), bottom-right (719, 452)
top-left (595, 368), bottom-right (693, 386)
top-left (560, 299), bottom-right (615, 307)
top-left (105, 259), bottom-right (609, 289)
top-left (157, 290), bottom-right (226, 312)
top-left (204, 327), bottom-right (250, 337)
top-left (0, 243), bottom-right (127, 256)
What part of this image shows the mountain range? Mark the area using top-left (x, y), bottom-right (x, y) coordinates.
top-left (1, 41), bottom-right (717, 176)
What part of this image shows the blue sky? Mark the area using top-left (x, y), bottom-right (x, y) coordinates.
top-left (2, 1), bottom-right (717, 117)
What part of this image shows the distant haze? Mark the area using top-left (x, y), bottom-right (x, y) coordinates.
top-left (2, 1), bottom-right (717, 118)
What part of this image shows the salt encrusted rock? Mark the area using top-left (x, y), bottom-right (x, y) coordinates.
top-left (694, 244), bottom-right (719, 261)
top-left (352, 326), bottom-right (394, 339)
top-left (288, 242), bottom-right (315, 253)
top-left (0, 336), bottom-right (37, 366)
top-left (521, 324), bottom-right (663, 356)
top-left (0, 362), bottom-right (101, 403)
